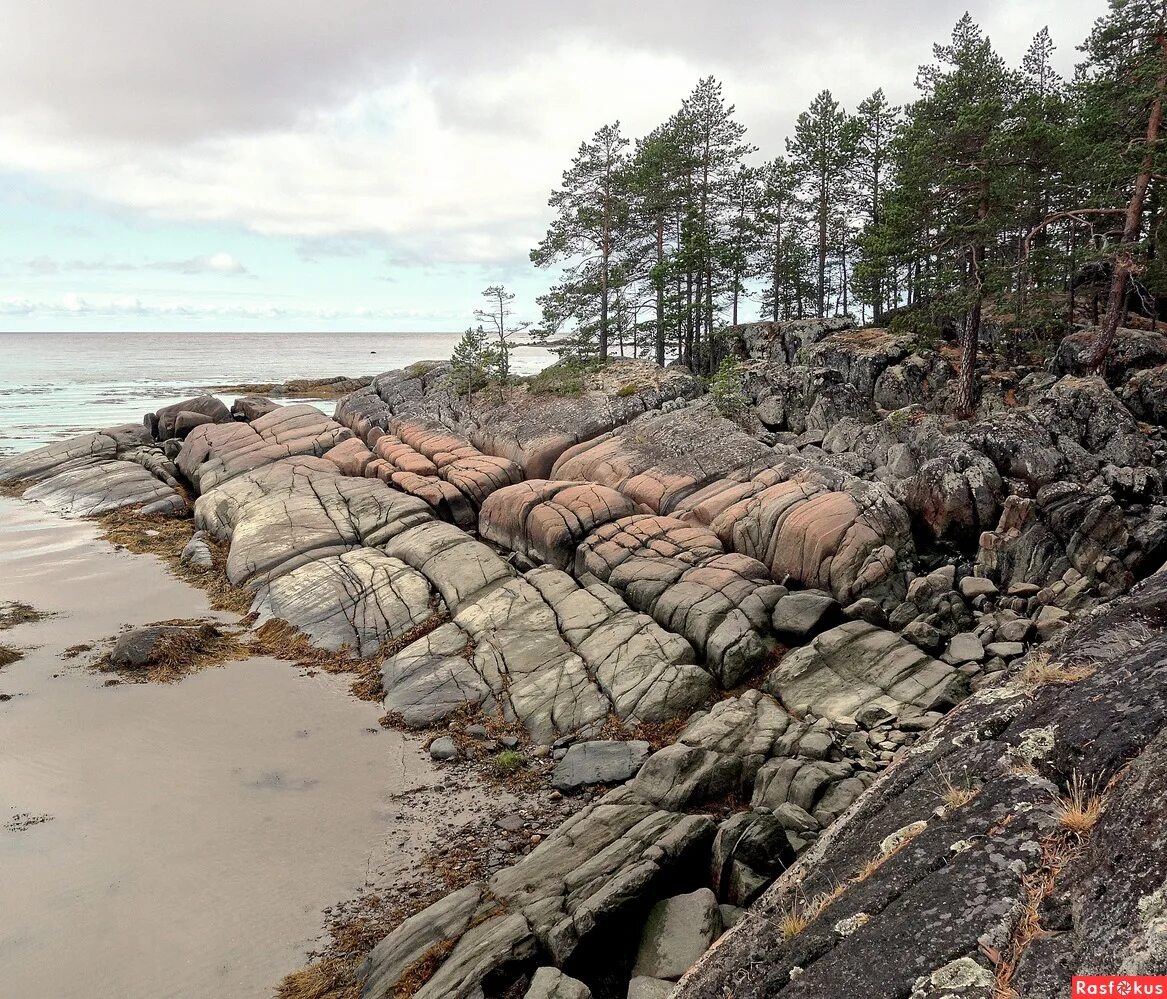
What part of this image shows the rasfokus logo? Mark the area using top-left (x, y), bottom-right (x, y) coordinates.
top-left (1073, 978), bottom-right (1167, 996)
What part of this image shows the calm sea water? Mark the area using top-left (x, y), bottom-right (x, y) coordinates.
top-left (0, 332), bottom-right (556, 454)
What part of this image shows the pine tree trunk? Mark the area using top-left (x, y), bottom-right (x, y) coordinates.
top-left (955, 287), bottom-right (982, 417)
top-left (817, 172), bottom-right (828, 318)
top-left (655, 220), bottom-right (666, 367)
top-left (1088, 54), bottom-right (1166, 370)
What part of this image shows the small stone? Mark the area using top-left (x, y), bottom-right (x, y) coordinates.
top-left (797, 731), bottom-right (834, 760)
top-left (856, 704), bottom-right (894, 729)
top-left (465, 724), bottom-right (490, 740)
top-left (1008, 582), bottom-right (1041, 597)
top-left (901, 619), bottom-right (943, 653)
top-left (773, 802), bottom-right (820, 833)
top-left (429, 736), bottom-right (460, 762)
top-left (997, 618), bottom-right (1034, 643)
top-left (959, 576), bottom-right (999, 600)
top-left (551, 740), bottom-right (652, 793)
top-left (944, 632), bottom-right (985, 664)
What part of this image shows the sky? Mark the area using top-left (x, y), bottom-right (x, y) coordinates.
top-left (0, 0), bottom-right (1106, 333)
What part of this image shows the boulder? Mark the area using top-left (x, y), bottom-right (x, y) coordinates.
top-left (1054, 326), bottom-right (1167, 385)
top-left (711, 810), bottom-right (797, 906)
top-left (525, 968), bottom-right (592, 999)
top-left (552, 400), bottom-right (775, 514)
top-left (770, 590), bottom-right (840, 639)
top-left (763, 621), bottom-right (965, 722)
top-left (632, 888), bottom-right (721, 981)
top-left (551, 740), bottom-right (652, 792)
top-left (152, 395), bottom-right (231, 441)
top-left (252, 549), bottom-right (436, 656)
top-left (0, 425), bottom-right (188, 517)
top-left (627, 978), bottom-right (676, 999)
top-left (575, 515), bottom-right (782, 687)
top-left (109, 623), bottom-right (219, 668)
top-left (675, 460), bottom-right (912, 605)
top-left (480, 480), bottom-right (637, 570)
top-left (178, 404), bottom-right (352, 494)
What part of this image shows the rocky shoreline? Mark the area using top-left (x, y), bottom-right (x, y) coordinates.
top-left (3, 318), bottom-right (1167, 998)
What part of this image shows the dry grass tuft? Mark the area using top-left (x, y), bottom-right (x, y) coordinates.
top-left (275, 957), bottom-right (361, 999)
top-left (391, 939), bottom-right (455, 997)
top-left (1055, 772), bottom-right (1104, 836)
top-left (0, 645), bottom-right (23, 668)
top-left (934, 769), bottom-right (979, 812)
top-left (1020, 651), bottom-right (1095, 691)
top-left (774, 888), bottom-right (840, 941)
top-left (777, 904), bottom-right (814, 941)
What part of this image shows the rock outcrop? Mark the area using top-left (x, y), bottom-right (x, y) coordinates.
top-left (676, 572), bottom-right (1167, 999)
top-left (0, 424), bottom-right (187, 516)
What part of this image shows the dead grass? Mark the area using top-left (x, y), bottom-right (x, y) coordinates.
top-left (275, 958), bottom-right (361, 999)
top-left (598, 711), bottom-right (690, 750)
top-left (934, 769), bottom-right (980, 812)
top-left (392, 939), bottom-right (455, 998)
top-left (985, 835), bottom-right (1080, 999)
top-left (0, 600), bottom-right (53, 630)
top-left (96, 621), bottom-right (250, 683)
top-left (1055, 772), bottom-right (1104, 836)
top-left (1020, 651), bottom-right (1095, 691)
top-left (0, 645), bottom-right (22, 668)
top-left (0, 478), bottom-right (34, 499)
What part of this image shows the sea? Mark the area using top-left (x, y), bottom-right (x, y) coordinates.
top-left (0, 331), bottom-right (557, 454)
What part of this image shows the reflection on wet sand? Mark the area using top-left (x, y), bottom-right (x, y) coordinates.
top-left (0, 498), bottom-right (452, 999)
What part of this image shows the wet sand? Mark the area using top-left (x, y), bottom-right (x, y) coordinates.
top-left (0, 498), bottom-right (457, 998)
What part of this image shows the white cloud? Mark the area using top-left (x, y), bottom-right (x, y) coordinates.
top-left (0, 0), bottom-right (1106, 280)
top-left (1, 292), bottom-right (455, 323)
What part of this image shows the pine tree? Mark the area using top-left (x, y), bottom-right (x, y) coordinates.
top-left (449, 326), bottom-right (493, 402)
top-left (907, 15), bottom-right (1018, 415)
top-left (473, 285), bottom-right (528, 390)
top-left (787, 90), bottom-right (855, 318)
top-left (532, 122), bottom-right (630, 359)
top-left (1076, 0), bottom-right (1167, 366)
top-left (849, 90), bottom-right (902, 322)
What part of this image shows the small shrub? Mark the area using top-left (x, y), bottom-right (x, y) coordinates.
top-left (615, 383), bottom-right (639, 397)
top-left (711, 356), bottom-right (748, 419)
top-left (493, 749), bottom-right (526, 774)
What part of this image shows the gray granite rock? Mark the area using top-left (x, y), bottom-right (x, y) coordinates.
top-left (633, 888), bottom-right (721, 981)
top-left (551, 740), bottom-right (652, 792)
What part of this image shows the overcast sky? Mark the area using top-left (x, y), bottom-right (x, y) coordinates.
top-left (0, 0), bottom-right (1105, 332)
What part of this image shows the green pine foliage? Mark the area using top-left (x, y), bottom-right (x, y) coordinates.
top-left (526, 1), bottom-right (1167, 390)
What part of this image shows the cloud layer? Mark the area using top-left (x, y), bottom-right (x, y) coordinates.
top-left (0, 0), bottom-right (1105, 327)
